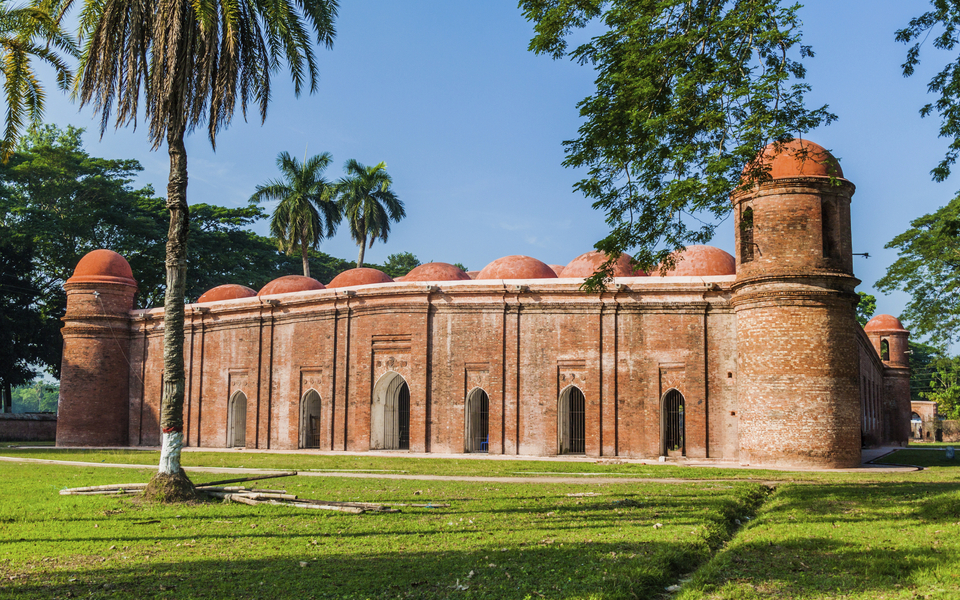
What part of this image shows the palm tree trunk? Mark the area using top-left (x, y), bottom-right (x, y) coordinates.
top-left (357, 232), bottom-right (366, 268)
top-left (159, 123), bottom-right (189, 476)
top-left (302, 240), bottom-right (311, 278)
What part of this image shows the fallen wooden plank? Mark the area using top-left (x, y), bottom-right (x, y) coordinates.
top-left (198, 472), bottom-right (297, 488)
top-left (60, 483), bottom-right (148, 493)
top-left (59, 489), bottom-right (137, 496)
top-left (266, 500), bottom-right (365, 514)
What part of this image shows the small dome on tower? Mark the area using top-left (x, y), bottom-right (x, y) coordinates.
top-left (477, 255), bottom-right (558, 280)
top-left (327, 268), bottom-right (393, 289)
top-left (658, 245), bottom-right (736, 276)
top-left (403, 262), bottom-right (471, 282)
top-left (864, 314), bottom-right (907, 333)
top-left (562, 251), bottom-right (644, 278)
top-left (68, 249), bottom-right (136, 285)
top-left (747, 139), bottom-right (843, 180)
top-left (197, 284), bottom-right (257, 303)
top-left (258, 275), bottom-right (325, 296)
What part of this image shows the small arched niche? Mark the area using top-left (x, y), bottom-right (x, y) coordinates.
top-left (227, 391), bottom-right (247, 448)
top-left (371, 372), bottom-right (410, 450)
top-left (660, 389), bottom-right (685, 456)
top-left (300, 389), bottom-right (322, 449)
top-left (465, 388), bottom-right (490, 453)
top-left (880, 339), bottom-right (890, 361)
top-left (558, 385), bottom-right (586, 455)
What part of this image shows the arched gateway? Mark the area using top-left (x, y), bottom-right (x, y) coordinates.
top-left (558, 386), bottom-right (585, 454)
top-left (465, 388), bottom-right (489, 453)
top-left (300, 390), bottom-right (322, 449)
top-left (227, 391), bottom-right (247, 448)
top-left (371, 372), bottom-right (410, 450)
top-left (661, 389), bottom-right (685, 456)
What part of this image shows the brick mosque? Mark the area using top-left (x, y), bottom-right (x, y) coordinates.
top-left (55, 140), bottom-right (912, 469)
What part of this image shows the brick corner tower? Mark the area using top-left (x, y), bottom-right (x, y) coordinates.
top-left (58, 250), bottom-right (137, 446)
top-left (864, 314), bottom-right (911, 446)
top-left (732, 139), bottom-right (862, 468)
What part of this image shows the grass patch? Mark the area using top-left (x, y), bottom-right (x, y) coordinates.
top-left (872, 449), bottom-right (960, 469)
top-left (0, 462), bottom-right (765, 599)
top-left (676, 481), bottom-right (960, 599)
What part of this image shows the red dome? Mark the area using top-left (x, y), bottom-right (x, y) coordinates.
top-left (659, 245), bottom-right (736, 276)
top-left (197, 284), bottom-right (257, 303)
top-left (467, 270), bottom-right (481, 280)
top-left (477, 255), bottom-right (558, 280)
top-left (547, 264), bottom-right (565, 277)
top-left (864, 314), bottom-right (907, 333)
top-left (562, 251), bottom-right (644, 278)
top-left (68, 249), bottom-right (136, 285)
top-left (747, 139), bottom-right (843, 180)
top-left (258, 275), bottom-right (325, 296)
top-left (327, 268), bottom-right (393, 289)
top-left (403, 262), bottom-right (471, 282)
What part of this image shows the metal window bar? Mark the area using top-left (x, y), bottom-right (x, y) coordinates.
top-left (468, 390), bottom-right (489, 453)
top-left (308, 415), bottom-right (321, 449)
top-left (567, 387), bottom-right (585, 454)
top-left (231, 395), bottom-right (246, 448)
top-left (398, 383), bottom-right (410, 450)
top-left (664, 390), bottom-right (684, 453)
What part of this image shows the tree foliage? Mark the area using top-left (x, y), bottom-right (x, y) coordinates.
top-left (0, 0), bottom-right (75, 159)
top-left (337, 160), bottom-right (405, 268)
top-left (876, 196), bottom-right (960, 348)
top-left (379, 252), bottom-right (420, 278)
top-left (251, 151), bottom-right (340, 278)
top-left (856, 292), bottom-right (877, 327)
top-left (520, 0), bottom-right (835, 275)
top-left (921, 354), bottom-right (960, 420)
top-left (10, 380), bottom-right (58, 413)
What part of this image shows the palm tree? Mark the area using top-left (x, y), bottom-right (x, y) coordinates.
top-left (251, 151), bottom-right (340, 278)
top-left (0, 1), bottom-right (75, 160)
top-left (337, 160), bottom-right (405, 268)
top-left (58, 0), bottom-right (339, 488)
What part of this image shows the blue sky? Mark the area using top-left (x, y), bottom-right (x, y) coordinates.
top-left (34, 1), bottom-right (959, 327)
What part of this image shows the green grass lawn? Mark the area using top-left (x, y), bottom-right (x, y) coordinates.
top-left (2, 451), bottom-right (959, 599)
top-left (0, 462), bottom-right (766, 600)
top-left (872, 448), bottom-right (960, 469)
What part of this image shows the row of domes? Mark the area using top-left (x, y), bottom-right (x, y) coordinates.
top-left (69, 246), bottom-right (740, 304)
top-left (195, 246), bottom-right (738, 303)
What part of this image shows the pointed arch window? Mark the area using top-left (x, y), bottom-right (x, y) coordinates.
top-left (880, 339), bottom-right (890, 361)
top-left (740, 206), bottom-right (755, 263)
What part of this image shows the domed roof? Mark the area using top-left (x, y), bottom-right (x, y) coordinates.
top-left (864, 314), bottom-right (908, 333)
top-left (467, 270), bottom-right (481, 280)
top-left (403, 262), bottom-right (471, 282)
top-left (562, 251), bottom-right (643, 278)
top-left (476, 255), bottom-right (558, 280)
top-left (258, 275), bottom-right (325, 296)
top-left (748, 139), bottom-right (843, 180)
top-left (659, 245), bottom-right (736, 276)
top-left (197, 284), bottom-right (257, 303)
top-left (326, 267), bottom-right (393, 289)
top-left (68, 249), bottom-right (136, 285)
top-left (548, 264), bottom-right (565, 277)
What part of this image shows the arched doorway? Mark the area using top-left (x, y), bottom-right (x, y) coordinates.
top-left (465, 388), bottom-right (489, 453)
top-left (300, 389), bottom-right (322, 449)
top-left (227, 391), bottom-right (247, 448)
top-left (558, 386), bottom-right (585, 454)
top-left (661, 389), bottom-right (685, 456)
top-left (371, 372), bottom-right (410, 450)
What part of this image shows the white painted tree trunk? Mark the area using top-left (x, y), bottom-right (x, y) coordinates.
top-left (159, 431), bottom-right (184, 474)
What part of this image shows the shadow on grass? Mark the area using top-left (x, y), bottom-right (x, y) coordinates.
top-left (2, 540), bottom-right (707, 600)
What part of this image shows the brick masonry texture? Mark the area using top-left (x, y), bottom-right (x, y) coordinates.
top-left (0, 414), bottom-right (56, 442)
top-left (57, 170), bottom-right (912, 468)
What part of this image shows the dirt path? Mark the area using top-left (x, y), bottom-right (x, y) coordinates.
top-left (0, 454), bottom-right (914, 485)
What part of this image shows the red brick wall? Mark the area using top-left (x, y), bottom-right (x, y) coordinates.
top-left (0, 414), bottom-right (56, 442)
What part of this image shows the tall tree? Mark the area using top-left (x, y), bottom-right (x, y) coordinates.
top-left (251, 151), bottom-right (340, 278)
top-left (60, 0), bottom-right (339, 488)
top-left (0, 236), bottom-right (46, 412)
top-left (379, 251), bottom-right (420, 278)
top-left (0, 0), bottom-right (75, 159)
top-left (520, 1), bottom-right (834, 282)
top-left (337, 160), bottom-right (405, 268)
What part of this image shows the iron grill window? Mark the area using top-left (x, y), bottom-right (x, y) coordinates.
top-left (664, 389), bottom-right (685, 453)
top-left (567, 387), bottom-right (586, 454)
top-left (398, 382), bottom-right (410, 450)
top-left (308, 415), bottom-right (322, 449)
top-left (467, 390), bottom-right (489, 453)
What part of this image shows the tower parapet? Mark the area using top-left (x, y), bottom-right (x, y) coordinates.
top-left (57, 250), bottom-right (137, 446)
top-left (732, 140), bottom-right (862, 468)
